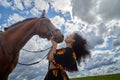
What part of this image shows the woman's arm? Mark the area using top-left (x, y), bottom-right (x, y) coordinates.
top-left (47, 37), bottom-right (58, 61)
top-left (48, 45), bottom-right (57, 61)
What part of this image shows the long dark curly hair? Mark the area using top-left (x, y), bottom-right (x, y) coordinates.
top-left (72, 33), bottom-right (90, 64)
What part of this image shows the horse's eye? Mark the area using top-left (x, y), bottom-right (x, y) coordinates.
top-left (47, 20), bottom-right (51, 23)
top-left (41, 20), bottom-right (46, 23)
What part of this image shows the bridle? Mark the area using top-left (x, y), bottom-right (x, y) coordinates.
top-left (39, 18), bottom-right (61, 42)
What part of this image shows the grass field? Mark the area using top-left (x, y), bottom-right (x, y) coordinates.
top-left (70, 73), bottom-right (120, 80)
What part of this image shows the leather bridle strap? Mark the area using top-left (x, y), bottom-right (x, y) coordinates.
top-left (39, 18), bottom-right (60, 39)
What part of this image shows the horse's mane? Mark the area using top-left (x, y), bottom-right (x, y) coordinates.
top-left (4, 18), bottom-right (36, 31)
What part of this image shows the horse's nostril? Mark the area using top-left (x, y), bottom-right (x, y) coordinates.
top-left (62, 35), bottom-right (64, 39)
top-left (58, 35), bottom-right (64, 43)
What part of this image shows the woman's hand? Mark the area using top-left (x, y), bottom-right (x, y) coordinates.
top-left (50, 36), bottom-right (58, 47)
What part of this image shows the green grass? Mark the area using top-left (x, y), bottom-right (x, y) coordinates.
top-left (70, 73), bottom-right (120, 80)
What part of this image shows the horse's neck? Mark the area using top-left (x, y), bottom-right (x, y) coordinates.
top-left (2, 18), bottom-right (38, 53)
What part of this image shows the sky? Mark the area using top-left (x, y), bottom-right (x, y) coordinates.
top-left (0, 0), bottom-right (120, 80)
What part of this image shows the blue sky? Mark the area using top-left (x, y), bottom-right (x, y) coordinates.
top-left (0, 0), bottom-right (120, 80)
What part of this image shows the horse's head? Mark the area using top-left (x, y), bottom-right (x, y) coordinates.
top-left (36, 10), bottom-right (64, 43)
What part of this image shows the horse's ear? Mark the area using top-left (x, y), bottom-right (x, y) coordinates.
top-left (40, 10), bottom-right (46, 18)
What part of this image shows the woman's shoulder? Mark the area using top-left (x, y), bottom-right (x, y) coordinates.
top-left (56, 47), bottom-right (73, 55)
top-left (56, 48), bottom-right (65, 55)
top-left (56, 47), bottom-right (72, 52)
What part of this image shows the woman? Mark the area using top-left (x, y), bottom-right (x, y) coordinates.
top-left (44, 33), bottom-right (90, 80)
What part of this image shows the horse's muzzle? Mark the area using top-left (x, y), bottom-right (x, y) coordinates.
top-left (54, 35), bottom-right (64, 43)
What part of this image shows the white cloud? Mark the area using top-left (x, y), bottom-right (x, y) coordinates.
top-left (50, 15), bottom-right (65, 29)
top-left (22, 0), bottom-right (33, 9)
top-left (30, 7), bottom-right (40, 16)
top-left (0, 0), bottom-right (49, 16)
top-left (1, 0), bottom-right (24, 11)
top-left (34, 0), bottom-right (49, 11)
top-left (98, 0), bottom-right (120, 22)
top-left (7, 13), bottom-right (25, 25)
top-left (68, 53), bottom-right (120, 78)
top-left (71, 0), bottom-right (98, 24)
top-left (50, 0), bottom-right (72, 14)
top-left (81, 50), bottom-right (120, 76)
top-left (0, 0), bottom-right (11, 7)
top-left (0, 13), bottom-right (25, 30)
top-left (85, 53), bottom-right (115, 70)
top-left (80, 24), bottom-right (105, 49)
top-left (71, 0), bottom-right (120, 24)
top-left (106, 21), bottom-right (120, 37)
top-left (64, 22), bottom-right (81, 34)
top-left (88, 63), bottom-right (120, 76)
top-left (95, 23), bottom-right (108, 37)
top-left (113, 38), bottom-right (120, 47)
top-left (13, 0), bottom-right (24, 10)
top-left (29, 0), bottom-right (49, 16)
top-left (9, 59), bottom-right (49, 80)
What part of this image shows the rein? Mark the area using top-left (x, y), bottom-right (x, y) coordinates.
top-left (19, 47), bottom-right (52, 66)
top-left (0, 32), bottom-right (51, 66)
top-left (21, 46), bottom-right (51, 53)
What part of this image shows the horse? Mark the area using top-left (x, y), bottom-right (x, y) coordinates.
top-left (0, 10), bottom-right (64, 80)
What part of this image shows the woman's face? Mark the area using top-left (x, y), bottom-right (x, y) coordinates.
top-left (65, 33), bottom-right (75, 43)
